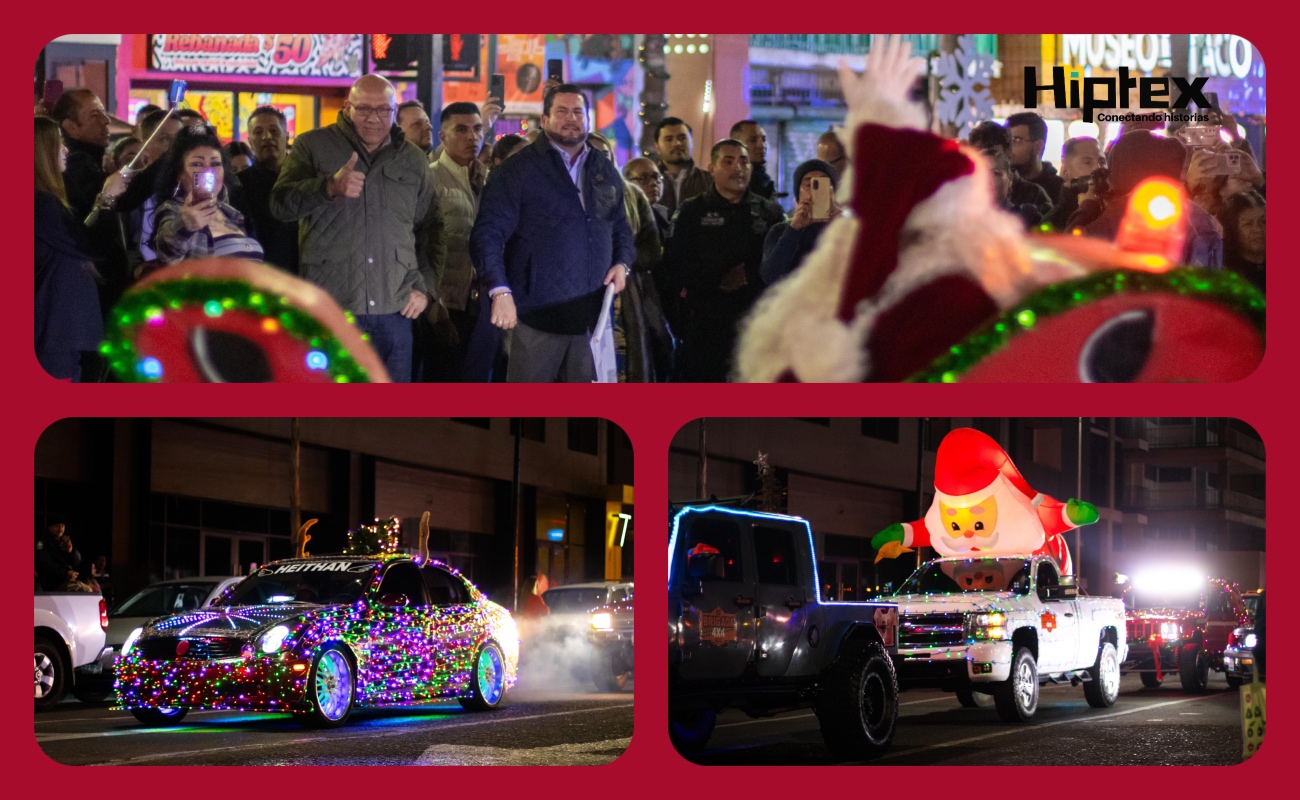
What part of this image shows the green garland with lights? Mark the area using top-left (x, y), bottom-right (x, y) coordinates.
top-left (100, 277), bottom-right (377, 384)
top-left (345, 517), bottom-right (403, 556)
top-left (908, 268), bottom-right (1265, 383)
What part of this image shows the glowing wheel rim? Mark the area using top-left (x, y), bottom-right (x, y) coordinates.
top-left (315, 650), bottom-right (352, 721)
top-left (1101, 648), bottom-right (1120, 702)
top-left (477, 646), bottom-right (504, 705)
top-left (1015, 658), bottom-right (1036, 712)
top-left (34, 653), bottom-right (55, 698)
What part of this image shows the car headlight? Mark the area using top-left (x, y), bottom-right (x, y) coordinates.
top-left (1159, 621), bottom-right (1180, 639)
top-left (591, 612), bottom-right (614, 631)
top-left (259, 625), bottom-right (291, 654)
top-left (1245, 633), bottom-right (1257, 649)
top-left (121, 627), bottom-right (144, 657)
top-left (969, 612), bottom-right (1008, 640)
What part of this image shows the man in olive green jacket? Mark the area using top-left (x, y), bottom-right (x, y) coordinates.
top-left (271, 74), bottom-right (444, 382)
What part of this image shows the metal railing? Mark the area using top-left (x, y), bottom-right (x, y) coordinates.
top-left (1123, 485), bottom-right (1265, 514)
top-left (1117, 419), bottom-right (1264, 460)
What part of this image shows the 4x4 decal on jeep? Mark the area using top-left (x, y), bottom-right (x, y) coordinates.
top-left (700, 608), bottom-right (738, 645)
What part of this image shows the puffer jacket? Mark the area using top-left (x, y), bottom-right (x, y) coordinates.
top-left (470, 135), bottom-right (635, 336)
top-left (429, 150), bottom-right (483, 311)
top-left (269, 114), bottom-right (444, 315)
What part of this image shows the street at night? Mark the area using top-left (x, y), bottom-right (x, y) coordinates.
top-left (37, 681), bottom-right (633, 766)
top-left (687, 674), bottom-right (1242, 766)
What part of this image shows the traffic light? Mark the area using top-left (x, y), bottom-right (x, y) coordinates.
top-left (371, 34), bottom-right (418, 72)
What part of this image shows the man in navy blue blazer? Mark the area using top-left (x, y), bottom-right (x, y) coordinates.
top-left (470, 84), bottom-right (635, 382)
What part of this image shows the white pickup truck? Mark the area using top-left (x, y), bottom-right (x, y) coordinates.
top-left (891, 555), bottom-right (1127, 721)
top-left (34, 592), bottom-right (108, 710)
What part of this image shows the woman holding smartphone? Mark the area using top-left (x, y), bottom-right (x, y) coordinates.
top-left (151, 126), bottom-right (263, 266)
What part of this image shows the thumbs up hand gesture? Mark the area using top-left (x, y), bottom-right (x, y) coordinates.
top-left (328, 152), bottom-right (366, 199)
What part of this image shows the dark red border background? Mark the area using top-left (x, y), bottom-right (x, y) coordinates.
top-left (9, 14), bottom-right (1288, 783)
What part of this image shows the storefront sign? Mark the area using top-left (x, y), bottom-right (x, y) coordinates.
top-left (1060, 34), bottom-right (1254, 80)
top-left (150, 35), bottom-right (363, 78)
top-left (1188, 34), bottom-right (1254, 80)
top-left (1061, 34), bottom-right (1173, 73)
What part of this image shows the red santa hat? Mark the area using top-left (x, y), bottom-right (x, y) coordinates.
top-left (932, 428), bottom-right (1043, 509)
top-left (734, 124), bottom-right (1042, 383)
top-left (836, 127), bottom-right (977, 321)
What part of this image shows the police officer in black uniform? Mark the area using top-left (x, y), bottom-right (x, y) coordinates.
top-left (665, 138), bottom-right (786, 382)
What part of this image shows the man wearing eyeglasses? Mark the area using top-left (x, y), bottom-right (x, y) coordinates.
top-left (271, 74), bottom-right (444, 383)
top-left (1005, 111), bottom-right (1064, 206)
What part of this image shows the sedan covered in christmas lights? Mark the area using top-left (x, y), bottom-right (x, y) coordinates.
top-left (114, 554), bottom-right (519, 727)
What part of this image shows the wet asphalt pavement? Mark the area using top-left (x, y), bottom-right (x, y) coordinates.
top-left (36, 681), bottom-right (633, 766)
top-left (686, 673), bottom-right (1248, 765)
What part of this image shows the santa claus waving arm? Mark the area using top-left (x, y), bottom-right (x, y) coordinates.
top-left (870, 428), bottom-right (1098, 574)
top-left (734, 37), bottom-right (1084, 383)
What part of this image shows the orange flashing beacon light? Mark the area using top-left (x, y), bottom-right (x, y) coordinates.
top-left (1117, 177), bottom-right (1187, 269)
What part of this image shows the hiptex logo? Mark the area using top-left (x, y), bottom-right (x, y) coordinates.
top-left (1024, 67), bottom-right (1212, 123)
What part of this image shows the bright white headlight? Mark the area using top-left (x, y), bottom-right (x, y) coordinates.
top-left (260, 625), bottom-right (291, 654)
top-left (1244, 633), bottom-right (1257, 649)
top-left (591, 612), bottom-right (614, 631)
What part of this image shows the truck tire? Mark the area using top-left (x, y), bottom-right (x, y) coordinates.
top-left (669, 709), bottom-right (717, 754)
top-left (1179, 645), bottom-right (1209, 693)
top-left (590, 649), bottom-right (629, 693)
top-left (34, 637), bottom-right (67, 711)
top-left (1226, 673), bottom-right (1244, 689)
top-left (1084, 642), bottom-right (1120, 708)
top-left (1140, 671), bottom-right (1163, 689)
top-left (994, 646), bottom-right (1039, 722)
top-left (955, 682), bottom-right (994, 708)
top-left (814, 640), bottom-right (899, 760)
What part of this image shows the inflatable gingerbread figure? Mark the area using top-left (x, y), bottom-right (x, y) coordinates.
top-left (871, 428), bottom-right (1098, 574)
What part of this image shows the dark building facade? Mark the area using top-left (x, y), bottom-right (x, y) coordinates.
top-left (36, 418), bottom-right (634, 607)
top-left (670, 418), bottom-right (1264, 599)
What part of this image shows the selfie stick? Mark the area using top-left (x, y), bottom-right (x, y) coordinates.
top-left (85, 86), bottom-right (188, 226)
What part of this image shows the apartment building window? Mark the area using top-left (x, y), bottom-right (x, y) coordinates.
top-left (567, 419), bottom-right (599, 455)
top-left (511, 418), bottom-right (546, 442)
top-left (925, 418), bottom-right (952, 451)
top-left (861, 418), bottom-right (900, 442)
top-left (1032, 427), bottom-right (1062, 470)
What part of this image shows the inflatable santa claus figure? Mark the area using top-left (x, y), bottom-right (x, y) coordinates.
top-left (871, 428), bottom-right (1098, 574)
top-left (734, 36), bottom-right (1263, 383)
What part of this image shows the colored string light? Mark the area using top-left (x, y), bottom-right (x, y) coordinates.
top-left (910, 268), bottom-right (1265, 383)
top-left (115, 554), bottom-right (518, 717)
top-left (100, 278), bottom-right (377, 384)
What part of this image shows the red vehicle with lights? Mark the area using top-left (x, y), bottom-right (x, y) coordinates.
top-left (1121, 569), bottom-right (1249, 692)
top-left (114, 554), bottom-right (518, 727)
